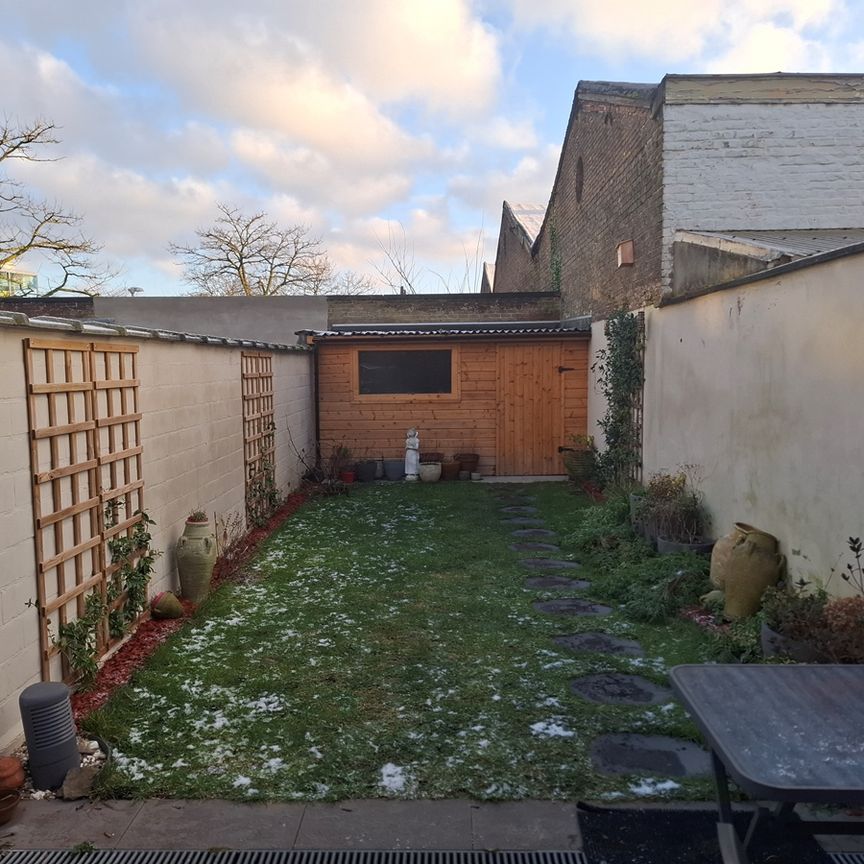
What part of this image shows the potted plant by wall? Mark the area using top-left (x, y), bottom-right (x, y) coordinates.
top-left (419, 461), bottom-right (442, 482)
top-left (643, 472), bottom-right (713, 555)
top-left (176, 509), bottom-right (217, 604)
top-left (441, 457), bottom-right (461, 481)
top-left (561, 434), bottom-right (597, 485)
top-left (454, 452), bottom-right (479, 475)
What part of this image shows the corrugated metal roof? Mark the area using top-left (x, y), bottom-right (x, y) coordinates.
top-left (506, 202), bottom-right (546, 244)
top-left (299, 318), bottom-right (591, 339)
top-left (0, 311), bottom-right (307, 351)
top-left (685, 229), bottom-right (864, 259)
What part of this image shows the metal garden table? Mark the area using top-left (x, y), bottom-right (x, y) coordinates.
top-left (670, 664), bottom-right (864, 864)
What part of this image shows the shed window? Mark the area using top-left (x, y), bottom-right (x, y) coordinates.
top-left (358, 349), bottom-right (452, 395)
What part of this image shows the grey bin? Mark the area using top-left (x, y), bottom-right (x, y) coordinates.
top-left (19, 681), bottom-right (80, 790)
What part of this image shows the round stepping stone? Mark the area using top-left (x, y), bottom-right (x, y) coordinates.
top-left (524, 575), bottom-right (591, 590)
top-left (503, 517), bottom-right (546, 526)
top-left (510, 542), bottom-right (560, 553)
top-left (521, 558), bottom-right (581, 570)
top-left (590, 734), bottom-right (711, 777)
top-left (553, 633), bottom-right (644, 657)
top-left (500, 505), bottom-right (539, 514)
top-left (533, 598), bottom-right (612, 616)
top-left (569, 673), bottom-right (673, 705)
top-left (512, 528), bottom-right (556, 538)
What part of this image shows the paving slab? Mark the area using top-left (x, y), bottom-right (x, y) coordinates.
top-left (119, 799), bottom-right (305, 849)
top-left (524, 576), bottom-right (591, 591)
top-left (470, 800), bottom-right (582, 850)
top-left (510, 542), bottom-right (560, 553)
top-left (500, 506), bottom-right (539, 514)
top-left (3, 799), bottom-right (143, 849)
top-left (553, 632), bottom-right (644, 657)
top-left (511, 528), bottom-right (557, 538)
top-left (502, 518), bottom-right (547, 527)
top-left (591, 734), bottom-right (711, 777)
top-left (295, 799), bottom-right (473, 849)
top-left (533, 599), bottom-right (612, 616)
top-left (569, 673), bottom-right (674, 705)
top-left (520, 558), bottom-right (581, 570)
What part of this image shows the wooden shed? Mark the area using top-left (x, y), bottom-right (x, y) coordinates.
top-left (302, 322), bottom-right (590, 477)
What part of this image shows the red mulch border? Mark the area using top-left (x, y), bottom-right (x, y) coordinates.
top-left (72, 490), bottom-right (309, 723)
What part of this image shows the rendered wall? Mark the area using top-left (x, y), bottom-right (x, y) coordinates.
top-left (0, 329), bottom-right (313, 751)
top-left (662, 102), bottom-right (864, 290)
top-left (640, 253), bottom-right (864, 593)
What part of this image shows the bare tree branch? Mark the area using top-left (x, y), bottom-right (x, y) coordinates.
top-left (170, 203), bottom-right (340, 296)
top-left (0, 118), bottom-right (112, 297)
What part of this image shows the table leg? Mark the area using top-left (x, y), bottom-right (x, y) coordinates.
top-left (712, 751), bottom-right (751, 864)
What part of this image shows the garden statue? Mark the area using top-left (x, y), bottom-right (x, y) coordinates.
top-left (405, 427), bottom-right (420, 481)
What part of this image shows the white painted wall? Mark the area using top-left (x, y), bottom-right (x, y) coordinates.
top-left (0, 328), bottom-right (314, 752)
top-left (641, 252), bottom-right (864, 594)
top-left (661, 102), bottom-right (864, 289)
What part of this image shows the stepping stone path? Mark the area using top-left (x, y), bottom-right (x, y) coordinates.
top-left (590, 733), bottom-right (711, 777)
top-left (524, 575), bottom-right (591, 590)
top-left (500, 505), bottom-right (539, 514)
top-left (509, 542), bottom-right (560, 553)
top-left (503, 517), bottom-right (547, 526)
top-left (512, 528), bottom-right (556, 538)
top-left (553, 632), bottom-right (644, 657)
top-left (569, 673), bottom-right (673, 705)
top-left (521, 558), bottom-right (581, 570)
top-left (533, 598), bottom-right (612, 616)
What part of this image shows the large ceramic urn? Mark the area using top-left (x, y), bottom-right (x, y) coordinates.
top-left (176, 518), bottom-right (217, 604)
top-left (724, 541), bottom-right (786, 620)
top-left (710, 523), bottom-right (778, 589)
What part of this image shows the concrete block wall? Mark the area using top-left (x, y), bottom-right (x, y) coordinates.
top-left (538, 99), bottom-right (664, 319)
top-left (0, 328), bottom-right (313, 751)
top-left (662, 102), bottom-right (864, 289)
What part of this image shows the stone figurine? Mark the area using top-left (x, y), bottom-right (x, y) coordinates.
top-left (405, 427), bottom-right (420, 481)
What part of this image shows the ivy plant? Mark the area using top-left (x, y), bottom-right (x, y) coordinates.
top-left (592, 310), bottom-right (644, 487)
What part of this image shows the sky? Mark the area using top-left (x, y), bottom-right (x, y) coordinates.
top-left (3, 0), bottom-right (864, 296)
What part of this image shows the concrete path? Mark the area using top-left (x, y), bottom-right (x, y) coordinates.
top-left (2, 799), bottom-right (582, 851)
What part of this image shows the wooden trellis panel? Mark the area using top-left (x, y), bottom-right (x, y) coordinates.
top-left (24, 338), bottom-right (145, 682)
top-left (241, 352), bottom-right (275, 522)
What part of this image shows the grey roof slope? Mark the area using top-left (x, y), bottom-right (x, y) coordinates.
top-left (299, 318), bottom-right (591, 338)
top-left (504, 202), bottom-right (546, 246)
top-left (680, 228), bottom-right (864, 260)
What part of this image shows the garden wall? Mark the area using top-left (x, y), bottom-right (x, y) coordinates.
top-left (587, 249), bottom-right (864, 595)
top-left (0, 316), bottom-right (314, 751)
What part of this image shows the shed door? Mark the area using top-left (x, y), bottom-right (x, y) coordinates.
top-left (496, 341), bottom-right (564, 475)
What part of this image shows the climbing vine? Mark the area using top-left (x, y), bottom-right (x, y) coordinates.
top-left (592, 310), bottom-right (644, 487)
top-left (246, 420), bottom-right (281, 527)
top-left (548, 220), bottom-right (562, 293)
top-left (53, 501), bottom-right (160, 686)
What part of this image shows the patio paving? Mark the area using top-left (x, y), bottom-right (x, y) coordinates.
top-left (2, 798), bottom-right (582, 851)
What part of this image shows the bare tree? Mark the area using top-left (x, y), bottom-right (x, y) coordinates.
top-left (0, 118), bottom-right (113, 296)
top-left (329, 269), bottom-right (378, 296)
top-left (171, 204), bottom-right (336, 296)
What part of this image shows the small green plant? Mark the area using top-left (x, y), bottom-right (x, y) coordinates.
top-left (711, 616), bottom-right (763, 663)
top-left (54, 591), bottom-right (107, 686)
top-left (69, 841), bottom-right (96, 857)
top-left (642, 471), bottom-right (709, 543)
top-left (187, 509), bottom-right (208, 523)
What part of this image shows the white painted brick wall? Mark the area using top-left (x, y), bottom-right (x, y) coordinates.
top-left (661, 102), bottom-right (864, 288)
top-left (0, 330), bottom-right (314, 752)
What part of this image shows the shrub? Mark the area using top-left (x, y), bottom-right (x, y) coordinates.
top-left (567, 496), bottom-right (631, 552)
top-left (711, 616), bottom-right (763, 663)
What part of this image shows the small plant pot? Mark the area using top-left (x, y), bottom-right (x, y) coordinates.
top-left (356, 460), bottom-right (377, 483)
top-left (383, 459), bottom-right (404, 481)
top-left (419, 462), bottom-right (442, 483)
top-left (441, 461), bottom-right (460, 481)
top-left (458, 470), bottom-right (470, 481)
top-left (339, 470), bottom-right (356, 484)
top-left (656, 537), bottom-right (715, 556)
top-left (0, 757), bottom-right (24, 793)
top-left (471, 472), bottom-right (482, 481)
top-left (760, 622), bottom-right (825, 663)
top-left (0, 790), bottom-right (20, 827)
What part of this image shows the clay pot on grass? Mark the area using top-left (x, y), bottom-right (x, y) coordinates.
top-left (419, 462), bottom-right (442, 483)
top-left (0, 757), bottom-right (24, 794)
top-left (176, 513), bottom-right (217, 604)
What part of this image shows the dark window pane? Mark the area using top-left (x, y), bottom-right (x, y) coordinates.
top-left (358, 349), bottom-right (452, 395)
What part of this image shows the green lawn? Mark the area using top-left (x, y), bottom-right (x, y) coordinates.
top-left (87, 481), bottom-right (716, 802)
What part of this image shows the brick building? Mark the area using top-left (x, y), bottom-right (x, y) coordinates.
top-left (491, 73), bottom-right (864, 319)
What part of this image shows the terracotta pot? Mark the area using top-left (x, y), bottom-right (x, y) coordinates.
top-left (711, 523), bottom-right (778, 589)
top-left (339, 470), bottom-right (356, 484)
top-left (176, 520), bottom-right (217, 604)
top-left (724, 540), bottom-right (786, 620)
top-left (419, 462), bottom-right (442, 483)
top-left (0, 757), bottom-right (24, 792)
top-left (0, 790), bottom-right (20, 826)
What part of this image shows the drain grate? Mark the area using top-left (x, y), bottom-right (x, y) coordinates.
top-left (1, 852), bottom-right (588, 864)
top-left (830, 854), bottom-right (864, 864)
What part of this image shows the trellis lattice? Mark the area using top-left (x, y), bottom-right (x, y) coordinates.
top-left (241, 352), bottom-right (277, 525)
top-left (24, 338), bottom-right (145, 682)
